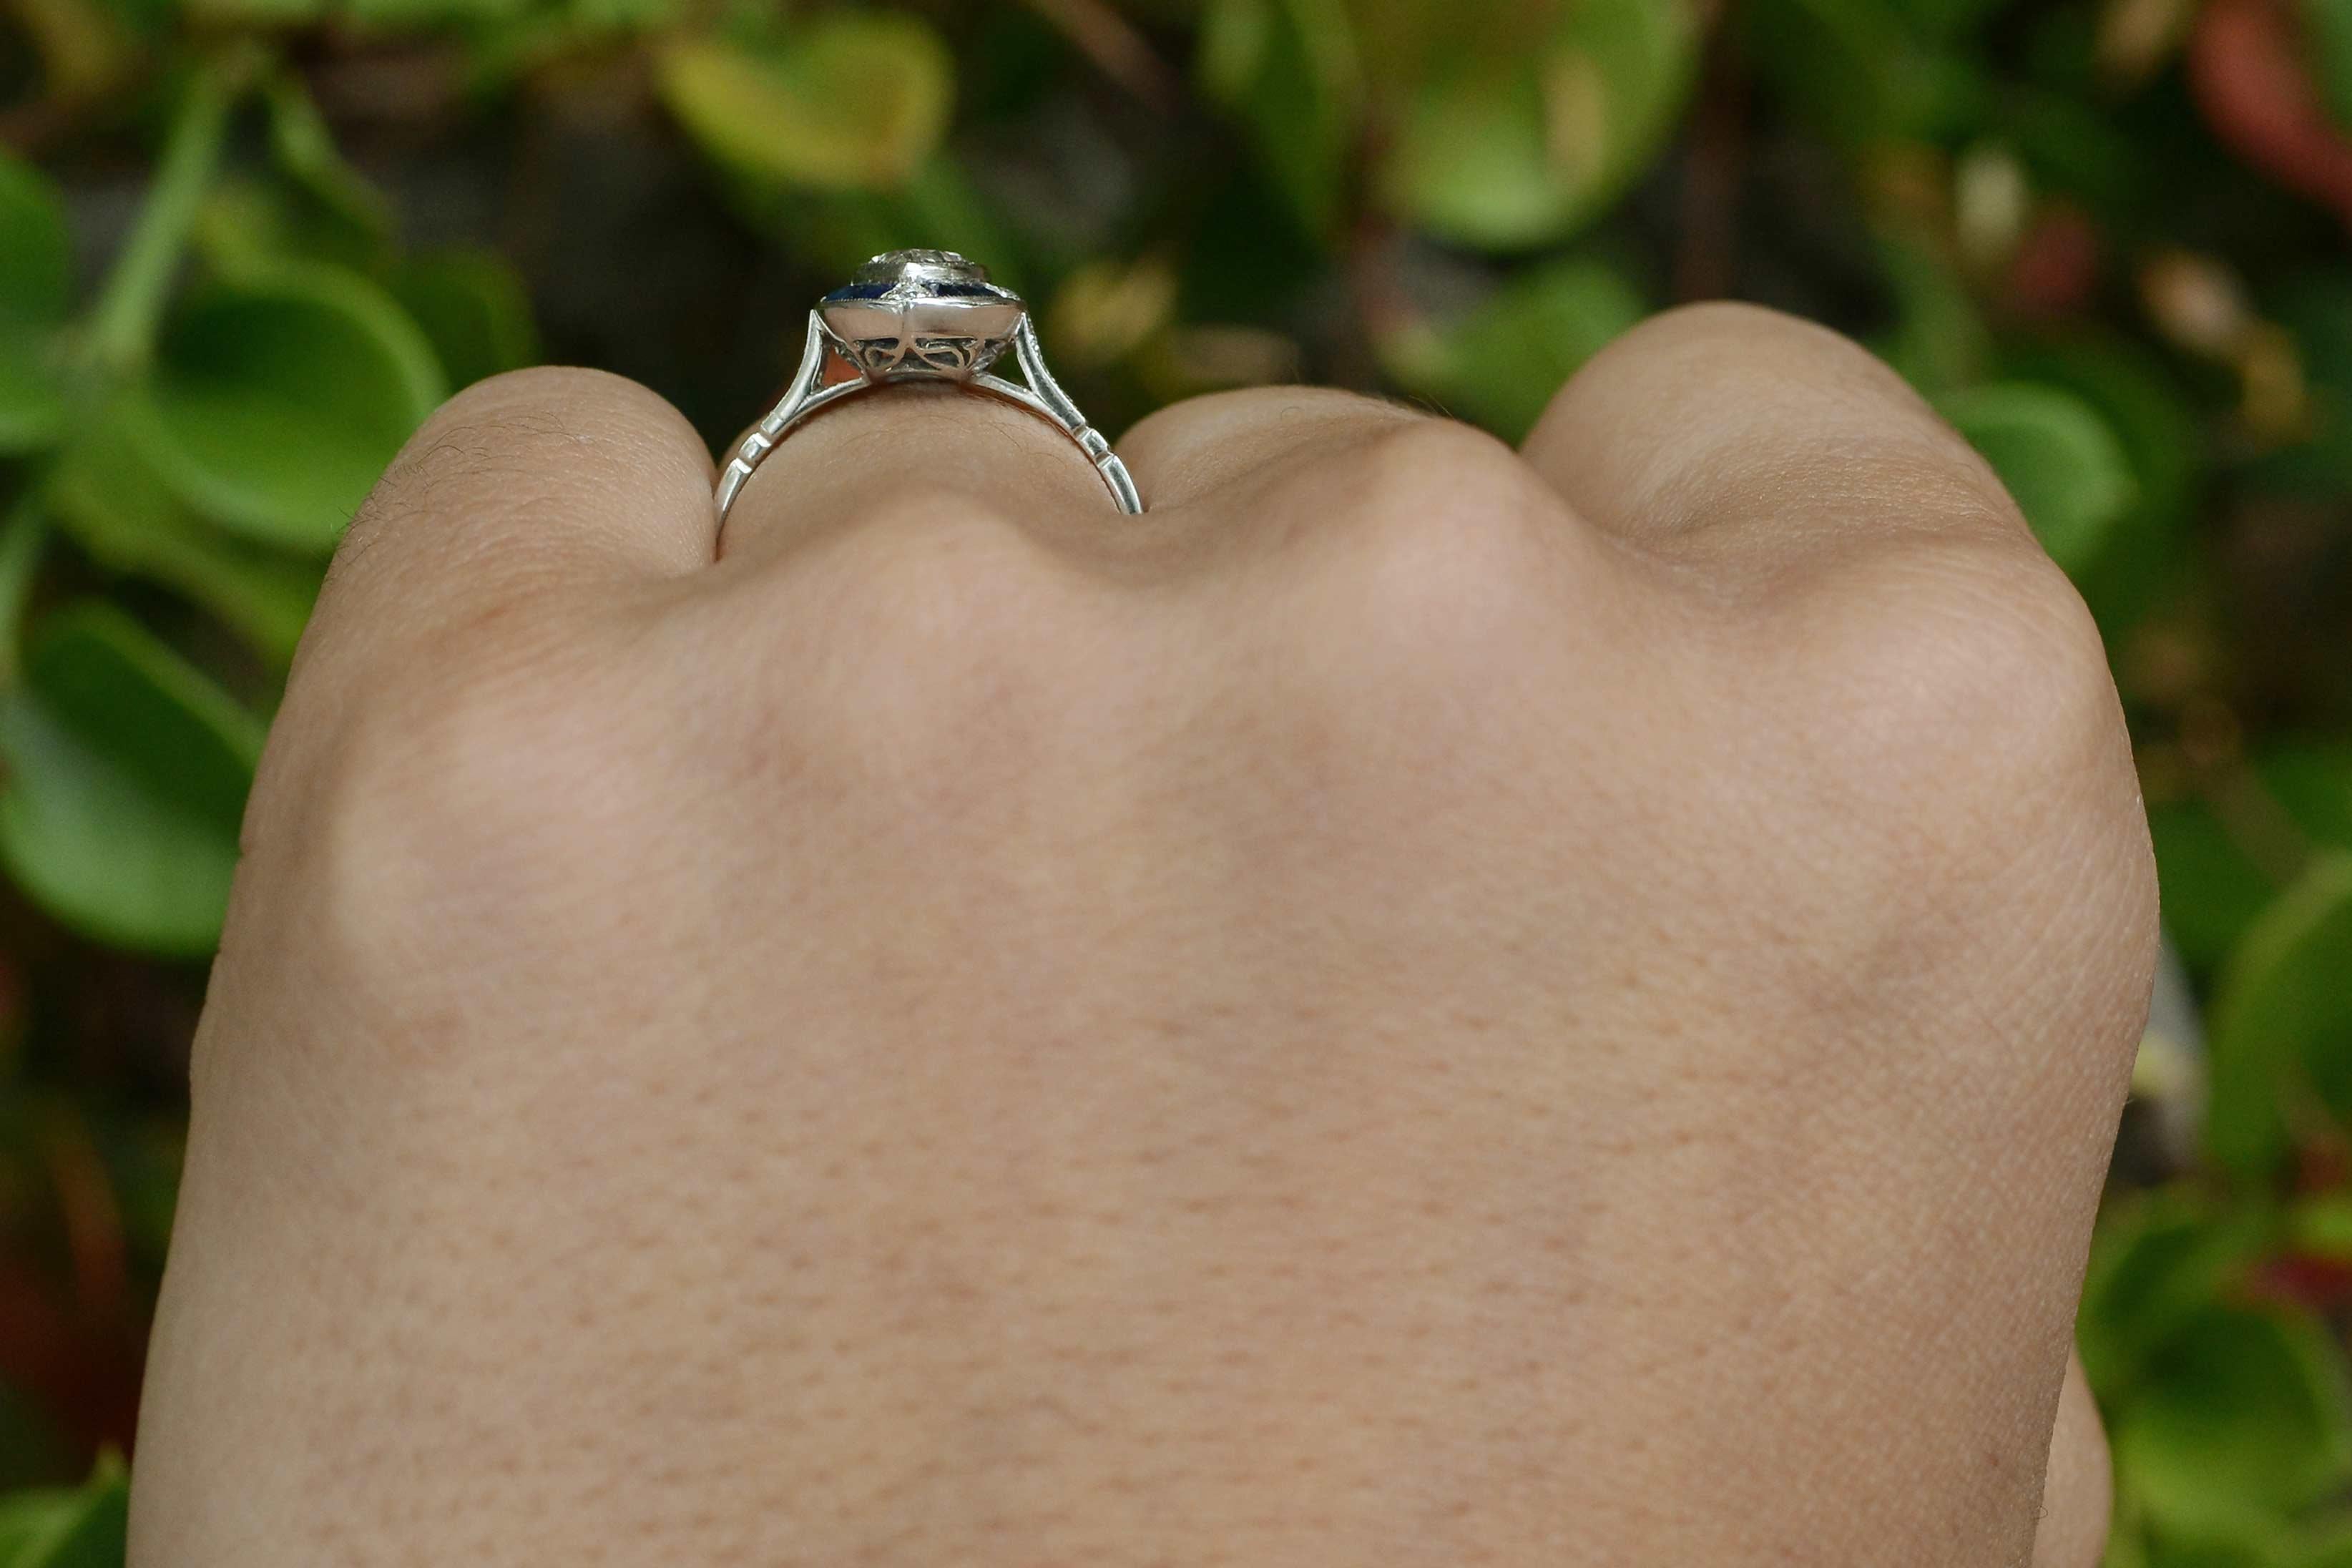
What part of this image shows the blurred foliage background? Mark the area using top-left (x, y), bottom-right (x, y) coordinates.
top-left (1, 0), bottom-right (2351, 1558)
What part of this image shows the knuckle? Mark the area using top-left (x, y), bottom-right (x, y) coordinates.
top-left (1730, 538), bottom-right (2157, 1092)
top-left (352, 368), bottom-right (601, 523)
top-left (408, 365), bottom-right (670, 455)
top-left (1765, 536), bottom-right (2156, 968)
top-left (1326, 416), bottom-right (1542, 524)
top-left (1811, 539), bottom-right (2118, 796)
top-left (1579, 301), bottom-right (1917, 417)
top-left (771, 488), bottom-right (1094, 765)
top-left (302, 640), bottom-right (658, 981)
top-left (1618, 299), bottom-right (1871, 366)
top-left (1276, 418), bottom-right (1584, 692)
top-left (336, 367), bottom-right (686, 574)
top-left (803, 486), bottom-right (1077, 648)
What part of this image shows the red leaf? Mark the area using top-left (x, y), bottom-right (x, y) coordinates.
top-left (2189, 0), bottom-right (2352, 228)
top-left (2008, 205), bottom-right (2102, 317)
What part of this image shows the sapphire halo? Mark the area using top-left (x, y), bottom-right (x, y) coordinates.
top-left (818, 250), bottom-right (1025, 381)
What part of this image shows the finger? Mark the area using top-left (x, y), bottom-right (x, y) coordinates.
top-left (1112, 386), bottom-right (1429, 513)
top-left (2030, 1352), bottom-right (2111, 1568)
top-left (1521, 303), bottom-right (2033, 589)
top-left (716, 382), bottom-right (1119, 565)
top-left (311, 366), bottom-right (717, 667)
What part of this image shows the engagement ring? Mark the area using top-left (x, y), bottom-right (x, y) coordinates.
top-left (714, 250), bottom-right (1144, 531)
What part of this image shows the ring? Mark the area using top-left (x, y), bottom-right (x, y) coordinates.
top-left (714, 249), bottom-right (1145, 531)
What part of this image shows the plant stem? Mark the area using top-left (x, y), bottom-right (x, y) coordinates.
top-left (81, 57), bottom-right (242, 374)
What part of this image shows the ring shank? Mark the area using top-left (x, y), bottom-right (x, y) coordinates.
top-left (715, 314), bottom-right (1142, 529)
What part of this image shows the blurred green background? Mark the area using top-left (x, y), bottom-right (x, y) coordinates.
top-left (2, 0), bottom-right (2352, 1559)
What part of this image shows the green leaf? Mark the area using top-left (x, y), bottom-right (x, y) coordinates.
top-left (2288, 1193), bottom-right (2352, 1260)
top-left (129, 263), bottom-right (444, 552)
top-left (575, 0), bottom-right (675, 26)
top-left (890, 158), bottom-right (1025, 295)
top-left (0, 1493), bottom-right (72, 1561)
top-left (2079, 1187), bottom-right (2271, 1402)
top-left (343, 0), bottom-right (531, 29)
top-left (0, 154), bottom-right (73, 455)
top-left (0, 604), bottom-right (260, 956)
top-left (0, 330), bottom-right (69, 456)
top-left (0, 1452), bottom-right (127, 1567)
top-left (0, 496), bottom-right (43, 672)
top-left (46, 418), bottom-right (322, 662)
top-left (1742, 0), bottom-right (1981, 146)
top-left (2110, 1305), bottom-right (2352, 1535)
top-left (1379, 258), bottom-right (1647, 441)
top-left (2263, 743), bottom-right (2352, 849)
top-left (2150, 743), bottom-right (2352, 976)
top-left (2151, 798), bottom-right (2286, 978)
top-left (2260, 278), bottom-right (2352, 498)
top-left (2295, 1527), bottom-right (2352, 1568)
top-left (442, 0), bottom-right (671, 59)
top-left (1885, 0), bottom-right (2010, 39)
top-left (179, 0), bottom-right (322, 24)
top-left (193, 176), bottom-right (386, 280)
top-left (0, 1383), bottom-right (72, 1493)
top-left (262, 74), bottom-right (391, 242)
top-left (2206, 854), bottom-right (2352, 1181)
top-left (1873, 236), bottom-right (1992, 395)
top-left (2138, 1527), bottom-right (2306, 1568)
top-left (0, 152), bottom-right (72, 326)
top-left (1377, 0), bottom-right (1699, 250)
top-left (2006, 87), bottom-right (2150, 215)
top-left (386, 251), bottom-right (539, 391)
top-left (2306, 0), bottom-right (2352, 136)
top-left (1199, 0), bottom-right (1363, 236)
top-left (6, 0), bottom-right (136, 101)
top-left (1938, 381), bottom-right (2136, 572)
top-left (88, 1107), bottom-right (185, 1262)
top-left (1998, 334), bottom-right (2202, 638)
top-left (773, 153), bottom-right (1028, 287)
top-left (657, 17), bottom-right (954, 192)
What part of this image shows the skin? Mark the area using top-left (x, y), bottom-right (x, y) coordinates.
top-left (127, 303), bottom-right (2153, 1567)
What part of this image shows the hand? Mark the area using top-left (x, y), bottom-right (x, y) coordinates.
top-left (127, 303), bottom-right (2155, 1567)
